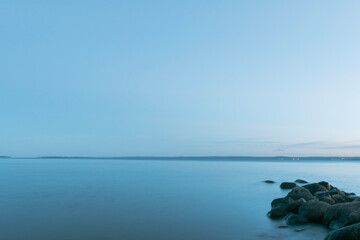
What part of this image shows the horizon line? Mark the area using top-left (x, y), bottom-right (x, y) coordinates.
top-left (2, 155), bottom-right (360, 159)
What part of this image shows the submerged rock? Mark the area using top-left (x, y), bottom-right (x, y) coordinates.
top-left (280, 182), bottom-right (298, 189)
top-left (264, 180), bottom-right (276, 184)
top-left (294, 228), bottom-right (305, 232)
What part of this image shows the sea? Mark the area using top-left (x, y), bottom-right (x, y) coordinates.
top-left (1, 157), bottom-right (359, 240)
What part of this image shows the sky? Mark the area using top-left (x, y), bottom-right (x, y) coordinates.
top-left (1, 1), bottom-right (360, 157)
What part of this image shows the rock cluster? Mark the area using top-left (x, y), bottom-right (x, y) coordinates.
top-left (266, 180), bottom-right (360, 240)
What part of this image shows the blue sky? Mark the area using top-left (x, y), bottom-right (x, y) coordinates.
top-left (1, 1), bottom-right (360, 157)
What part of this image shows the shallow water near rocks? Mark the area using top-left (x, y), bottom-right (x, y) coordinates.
top-left (0, 158), bottom-right (359, 240)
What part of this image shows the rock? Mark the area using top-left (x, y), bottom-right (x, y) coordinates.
top-left (287, 187), bottom-right (314, 201)
top-left (323, 201), bottom-right (360, 229)
top-left (303, 183), bottom-right (328, 195)
top-left (285, 198), bottom-right (306, 213)
top-left (318, 181), bottom-right (332, 190)
top-left (298, 200), bottom-right (331, 222)
top-left (295, 179), bottom-right (308, 184)
top-left (325, 222), bottom-right (360, 240)
top-left (280, 182), bottom-right (298, 189)
top-left (329, 189), bottom-right (344, 196)
top-left (345, 192), bottom-right (356, 196)
top-left (315, 189), bottom-right (341, 197)
top-left (332, 194), bottom-right (348, 204)
top-left (267, 207), bottom-right (288, 218)
top-left (271, 197), bottom-right (288, 208)
top-left (319, 196), bottom-right (336, 205)
top-left (264, 180), bottom-right (275, 183)
top-left (284, 213), bottom-right (308, 225)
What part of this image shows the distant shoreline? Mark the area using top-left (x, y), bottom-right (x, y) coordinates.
top-left (2, 156), bottom-right (360, 161)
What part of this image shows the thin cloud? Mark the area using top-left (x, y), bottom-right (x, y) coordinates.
top-left (322, 145), bottom-right (360, 149)
top-left (286, 141), bottom-right (327, 148)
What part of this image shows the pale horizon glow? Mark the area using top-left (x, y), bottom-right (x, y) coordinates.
top-left (1, 1), bottom-right (360, 157)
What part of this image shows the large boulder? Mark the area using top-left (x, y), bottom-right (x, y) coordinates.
top-left (298, 200), bottom-right (330, 222)
top-left (323, 201), bottom-right (360, 229)
top-left (287, 187), bottom-right (314, 201)
top-left (303, 183), bottom-right (328, 195)
top-left (280, 182), bottom-right (297, 189)
top-left (268, 197), bottom-right (306, 218)
top-left (325, 222), bottom-right (360, 240)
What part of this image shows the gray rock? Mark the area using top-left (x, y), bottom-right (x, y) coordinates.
top-left (319, 196), bottom-right (336, 205)
top-left (280, 182), bottom-right (298, 189)
top-left (295, 179), bottom-right (308, 184)
top-left (332, 194), bottom-right (348, 204)
top-left (298, 200), bottom-right (330, 223)
top-left (323, 201), bottom-right (360, 229)
top-left (287, 187), bottom-right (314, 201)
top-left (284, 213), bottom-right (308, 225)
top-left (271, 197), bottom-right (288, 208)
top-left (303, 183), bottom-right (328, 195)
top-left (325, 222), bottom-right (360, 240)
top-left (318, 181), bottom-right (331, 190)
top-left (285, 198), bottom-right (306, 213)
top-left (345, 192), bottom-right (356, 196)
top-left (267, 207), bottom-right (288, 218)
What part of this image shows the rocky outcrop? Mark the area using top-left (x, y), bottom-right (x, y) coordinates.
top-left (266, 180), bottom-right (359, 239)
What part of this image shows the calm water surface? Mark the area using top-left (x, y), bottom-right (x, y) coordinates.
top-left (1, 158), bottom-right (360, 240)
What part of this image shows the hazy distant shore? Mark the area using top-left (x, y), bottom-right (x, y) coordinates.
top-left (3, 156), bottom-right (360, 161)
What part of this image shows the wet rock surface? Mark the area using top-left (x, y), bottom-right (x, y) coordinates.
top-left (295, 179), bottom-right (308, 184)
top-left (266, 180), bottom-right (360, 239)
top-left (280, 182), bottom-right (298, 189)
